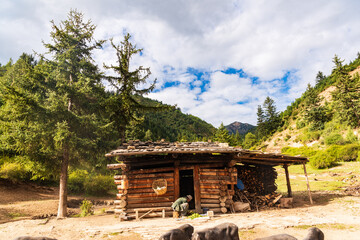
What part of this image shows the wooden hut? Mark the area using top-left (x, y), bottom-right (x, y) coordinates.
top-left (106, 141), bottom-right (310, 220)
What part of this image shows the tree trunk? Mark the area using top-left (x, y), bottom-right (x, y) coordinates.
top-left (57, 145), bottom-right (69, 218)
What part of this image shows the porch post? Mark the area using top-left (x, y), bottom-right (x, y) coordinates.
top-left (303, 163), bottom-right (313, 205)
top-left (283, 164), bottom-right (292, 197)
top-left (193, 165), bottom-right (201, 213)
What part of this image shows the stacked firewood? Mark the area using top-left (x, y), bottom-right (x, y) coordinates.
top-left (199, 167), bottom-right (237, 214)
top-left (233, 190), bottom-right (282, 211)
top-left (236, 164), bottom-right (278, 195)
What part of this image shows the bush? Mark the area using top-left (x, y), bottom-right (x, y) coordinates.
top-left (337, 144), bottom-right (360, 161)
top-left (80, 199), bottom-right (93, 217)
top-left (325, 133), bottom-right (346, 145)
top-left (296, 120), bottom-right (306, 129)
top-left (310, 151), bottom-right (337, 169)
top-left (0, 162), bottom-right (29, 182)
top-left (68, 169), bottom-right (89, 194)
top-left (84, 174), bottom-right (115, 196)
top-left (281, 146), bottom-right (318, 157)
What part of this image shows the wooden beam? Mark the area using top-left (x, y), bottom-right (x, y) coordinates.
top-left (283, 164), bottom-right (292, 197)
top-left (194, 165), bottom-right (201, 213)
top-left (174, 163), bottom-right (180, 200)
top-left (303, 163), bottom-right (313, 205)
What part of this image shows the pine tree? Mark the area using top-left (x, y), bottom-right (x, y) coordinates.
top-left (104, 33), bottom-right (164, 143)
top-left (0, 10), bottom-right (107, 218)
top-left (304, 84), bottom-right (329, 130)
top-left (332, 55), bottom-right (360, 127)
top-left (213, 123), bottom-right (232, 144)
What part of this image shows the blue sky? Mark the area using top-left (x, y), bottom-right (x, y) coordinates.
top-left (1, 0), bottom-right (360, 126)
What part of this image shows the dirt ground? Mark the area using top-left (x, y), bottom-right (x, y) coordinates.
top-left (1, 179), bottom-right (360, 240)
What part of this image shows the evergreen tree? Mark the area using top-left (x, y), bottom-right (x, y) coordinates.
top-left (304, 84), bottom-right (329, 130)
top-left (332, 55), bottom-right (360, 127)
top-left (256, 105), bottom-right (265, 139)
top-left (213, 123), bottom-right (232, 144)
top-left (104, 34), bottom-right (161, 143)
top-left (315, 71), bottom-right (326, 85)
top-left (0, 10), bottom-right (107, 218)
top-left (242, 132), bottom-right (257, 149)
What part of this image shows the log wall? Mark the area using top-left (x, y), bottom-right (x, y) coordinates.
top-left (199, 167), bottom-right (237, 213)
top-left (114, 167), bottom-right (175, 218)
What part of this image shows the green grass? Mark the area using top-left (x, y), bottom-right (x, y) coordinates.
top-left (293, 223), bottom-right (358, 230)
top-left (6, 212), bottom-right (28, 219)
top-left (275, 162), bottom-right (360, 193)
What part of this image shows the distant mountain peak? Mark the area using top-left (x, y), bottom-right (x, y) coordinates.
top-left (225, 121), bottom-right (255, 135)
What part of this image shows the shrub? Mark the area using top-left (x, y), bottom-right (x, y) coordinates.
top-left (80, 199), bottom-right (93, 217)
top-left (296, 120), bottom-right (306, 129)
top-left (281, 146), bottom-right (318, 157)
top-left (345, 129), bottom-right (358, 143)
top-left (310, 151), bottom-right (337, 169)
top-left (84, 174), bottom-right (115, 196)
top-left (337, 144), bottom-right (360, 161)
top-left (0, 162), bottom-right (29, 182)
top-left (68, 169), bottom-right (89, 194)
top-left (325, 133), bottom-right (345, 145)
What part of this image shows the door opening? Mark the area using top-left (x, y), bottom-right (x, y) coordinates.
top-left (179, 169), bottom-right (195, 209)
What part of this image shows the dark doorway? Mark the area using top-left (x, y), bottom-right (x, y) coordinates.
top-left (179, 169), bottom-right (195, 209)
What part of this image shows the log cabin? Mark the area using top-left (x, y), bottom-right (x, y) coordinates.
top-left (106, 141), bottom-right (309, 220)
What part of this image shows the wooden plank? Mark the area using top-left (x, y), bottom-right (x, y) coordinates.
top-left (127, 202), bottom-right (173, 209)
top-left (200, 184), bottom-right (221, 189)
top-left (194, 165), bottom-right (201, 213)
top-left (126, 182), bottom-right (174, 189)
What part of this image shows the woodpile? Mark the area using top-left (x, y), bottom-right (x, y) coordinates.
top-left (236, 164), bottom-right (278, 195)
top-left (199, 167), bottom-right (237, 214)
top-left (233, 189), bottom-right (282, 211)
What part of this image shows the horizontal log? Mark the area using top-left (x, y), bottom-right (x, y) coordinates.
top-left (127, 191), bottom-right (174, 198)
top-left (200, 171), bottom-right (237, 176)
top-left (201, 194), bottom-right (221, 199)
top-left (199, 179), bottom-right (236, 185)
top-left (208, 208), bottom-right (222, 213)
top-left (201, 188), bottom-right (220, 193)
top-left (201, 203), bottom-right (221, 208)
top-left (127, 173), bottom-right (174, 179)
top-left (120, 186), bottom-right (174, 193)
top-left (127, 202), bottom-right (173, 209)
top-left (127, 197), bottom-right (174, 204)
top-left (114, 199), bottom-right (127, 208)
top-left (127, 182), bottom-right (174, 189)
top-left (127, 178), bottom-right (174, 184)
top-left (107, 163), bottom-right (127, 169)
top-left (114, 175), bottom-right (127, 180)
top-left (200, 198), bottom-right (220, 204)
top-left (129, 167), bottom-right (174, 174)
top-left (200, 176), bottom-right (235, 181)
top-left (200, 184), bottom-right (221, 189)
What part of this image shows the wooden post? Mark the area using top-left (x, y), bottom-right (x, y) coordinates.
top-left (283, 164), bottom-right (292, 197)
top-left (194, 165), bottom-right (201, 213)
top-left (162, 208), bottom-right (166, 218)
top-left (174, 161), bottom-right (180, 200)
top-left (303, 163), bottom-right (313, 205)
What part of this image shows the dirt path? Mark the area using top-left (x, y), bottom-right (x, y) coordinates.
top-left (1, 193), bottom-right (360, 240)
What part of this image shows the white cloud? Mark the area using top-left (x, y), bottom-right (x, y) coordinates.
top-left (2, 0), bottom-right (360, 127)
